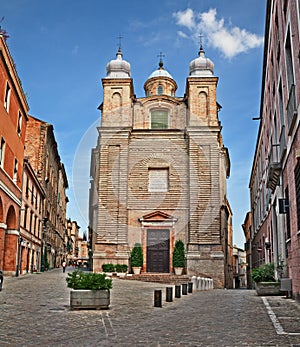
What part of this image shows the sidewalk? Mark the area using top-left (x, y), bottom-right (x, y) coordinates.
top-left (0, 268), bottom-right (300, 346)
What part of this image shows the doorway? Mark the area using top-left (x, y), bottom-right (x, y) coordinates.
top-left (146, 229), bottom-right (170, 273)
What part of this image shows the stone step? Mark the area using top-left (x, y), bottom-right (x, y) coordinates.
top-left (122, 273), bottom-right (191, 284)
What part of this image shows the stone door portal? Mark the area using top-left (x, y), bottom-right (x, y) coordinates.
top-left (146, 229), bottom-right (170, 273)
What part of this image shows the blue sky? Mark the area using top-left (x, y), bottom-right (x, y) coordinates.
top-left (1, 0), bottom-right (266, 248)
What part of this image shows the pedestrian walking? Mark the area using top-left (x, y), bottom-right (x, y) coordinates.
top-left (62, 261), bottom-right (66, 273)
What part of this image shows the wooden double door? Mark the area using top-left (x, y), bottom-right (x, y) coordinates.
top-left (146, 229), bottom-right (170, 273)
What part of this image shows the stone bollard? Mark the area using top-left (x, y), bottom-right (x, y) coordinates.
top-left (175, 284), bottom-right (181, 298)
top-left (166, 287), bottom-right (173, 302)
top-left (196, 277), bottom-right (200, 290)
top-left (199, 277), bottom-right (204, 291)
top-left (182, 283), bottom-right (188, 295)
top-left (154, 290), bottom-right (162, 307)
top-left (191, 276), bottom-right (197, 290)
top-left (188, 282), bottom-right (193, 293)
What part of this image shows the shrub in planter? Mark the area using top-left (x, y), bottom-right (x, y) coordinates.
top-left (172, 240), bottom-right (185, 274)
top-left (251, 262), bottom-right (276, 283)
top-left (251, 263), bottom-right (280, 296)
top-left (66, 270), bottom-right (112, 310)
top-left (102, 263), bottom-right (116, 273)
top-left (66, 270), bottom-right (112, 290)
top-left (130, 243), bottom-right (143, 273)
top-left (115, 264), bottom-right (128, 273)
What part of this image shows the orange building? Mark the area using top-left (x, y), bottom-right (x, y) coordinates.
top-left (0, 32), bottom-right (29, 275)
top-left (18, 159), bottom-right (45, 274)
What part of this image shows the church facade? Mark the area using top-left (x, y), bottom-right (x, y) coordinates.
top-left (89, 46), bottom-right (231, 288)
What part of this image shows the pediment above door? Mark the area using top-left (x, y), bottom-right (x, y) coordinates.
top-left (138, 211), bottom-right (177, 226)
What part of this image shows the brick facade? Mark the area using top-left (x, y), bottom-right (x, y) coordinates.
top-left (90, 49), bottom-right (231, 288)
top-left (249, 0), bottom-right (300, 299)
top-left (0, 33), bottom-right (29, 275)
top-left (25, 115), bottom-right (68, 269)
top-left (18, 159), bottom-right (45, 274)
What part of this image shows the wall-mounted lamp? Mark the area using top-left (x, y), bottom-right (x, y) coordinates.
top-left (265, 241), bottom-right (271, 250)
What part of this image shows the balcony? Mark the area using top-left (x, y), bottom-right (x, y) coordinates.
top-left (266, 144), bottom-right (281, 192)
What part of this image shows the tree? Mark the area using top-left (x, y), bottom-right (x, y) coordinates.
top-left (172, 240), bottom-right (185, 268)
top-left (130, 243), bottom-right (143, 267)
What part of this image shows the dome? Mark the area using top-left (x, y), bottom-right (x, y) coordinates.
top-left (144, 58), bottom-right (177, 97)
top-left (147, 59), bottom-right (173, 80)
top-left (189, 46), bottom-right (214, 77)
top-left (106, 48), bottom-right (131, 78)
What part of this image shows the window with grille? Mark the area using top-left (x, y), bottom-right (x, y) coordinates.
top-left (157, 85), bottom-right (164, 95)
top-left (148, 168), bottom-right (169, 192)
top-left (151, 110), bottom-right (168, 129)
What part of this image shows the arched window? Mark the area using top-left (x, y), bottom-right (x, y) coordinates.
top-left (151, 110), bottom-right (168, 129)
top-left (199, 91), bottom-right (208, 117)
top-left (112, 92), bottom-right (122, 109)
top-left (157, 85), bottom-right (164, 95)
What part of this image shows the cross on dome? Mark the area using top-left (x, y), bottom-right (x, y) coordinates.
top-left (157, 52), bottom-right (165, 69)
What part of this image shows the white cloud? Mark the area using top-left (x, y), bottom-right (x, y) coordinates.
top-left (173, 8), bottom-right (263, 59)
top-left (173, 8), bottom-right (195, 30)
top-left (177, 30), bottom-right (188, 39)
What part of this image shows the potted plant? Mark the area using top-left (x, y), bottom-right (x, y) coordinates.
top-left (130, 243), bottom-right (143, 274)
top-left (66, 270), bottom-right (112, 309)
top-left (251, 263), bottom-right (281, 296)
top-left (173, 240), bottom-right (185, 275)
top-left (102, 263), bottom-right (115, 276)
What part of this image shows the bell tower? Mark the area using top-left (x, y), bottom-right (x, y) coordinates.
top-left (186, 46), bottom-right (219, 127)
top-left (101, 48), bottom-right (134, 127)
top-left (184, 45), bottom-right (230, 288)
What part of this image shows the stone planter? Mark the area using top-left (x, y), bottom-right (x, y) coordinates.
top-left (255, 282), bottom-right (281, 296)
top-left (70, 289), bottom-right (110, 310)
top-left (132, 266), bottom-right (141, 275)
top-left (174, 267), bottom-right (184, 275)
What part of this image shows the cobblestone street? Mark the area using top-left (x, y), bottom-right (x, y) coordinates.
top-left (0, 268), bottom-right (300, 346)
